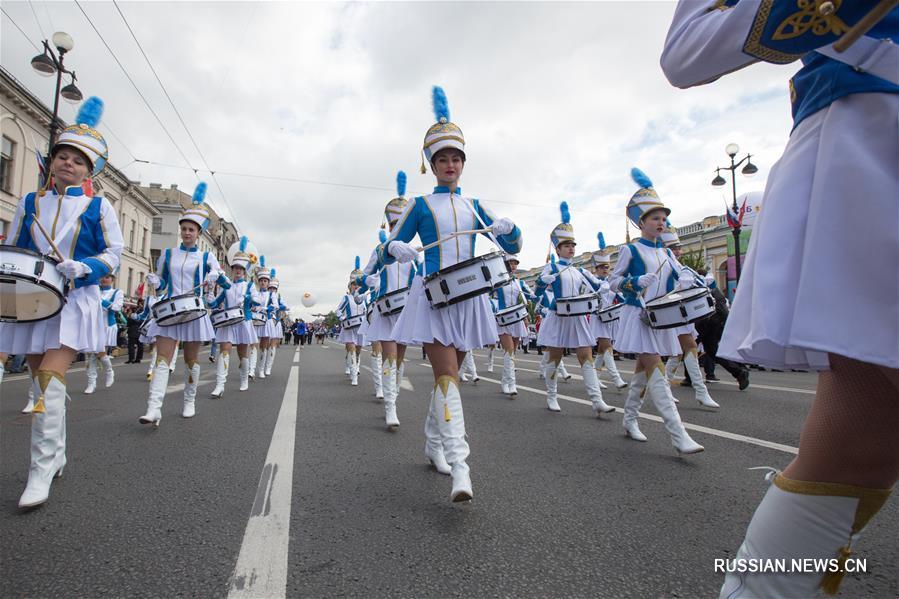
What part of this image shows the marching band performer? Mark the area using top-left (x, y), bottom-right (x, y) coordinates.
top-left (253, 258), bottom-right (274, 380)
top-left (337, 257), bottom-right (366, 386)
top-left (660, 223), bottom-right (719, 409)
top-left (610, 168), bottom-right (704, 454)
top-left (137, 292), bottom-right (160, 381)
top-left (139, 182), bottom-right (229, 425)
top-left (535, 203), bottom-right (615, 416)
top-left (380, 86), bottom-right (522, 501)
top-left (536, 294), bottom-right (573, 383)
top-left (265, 270), bottom-right (287, 376)
top-left (358, 234), bottom-right (385, 401)
top-left (84, 271), bottom-right (123, 394)
top-left (207, 237), bottom-right (261, 396)
top-left (662, 2), bottom-right (898, 595)
top-left (591, 233), bottom-right (628, 389)
top-left (491, 254), bottom-right (535, 396)
top-left (0, 97), bottom-right (124, 508)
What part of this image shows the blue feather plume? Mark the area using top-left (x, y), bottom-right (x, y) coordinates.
top-left (432, 86), bottom-right (450, 123)
top-left (76, 97), bottom-right (104, 128)
top-left (192, 182), bottom-right (207, 205)
top-left (598, 232), bottom-right (606, 250)
top-left (259, 255), bottom-right (265, 268)
top-left (379, 230), bottom-right (387, 243)
top-left (354, 255), bottom-right (360, 270)
top-left (239, 236), bottom-right (248, 252)
top-left (631, 167), bottom-right (653, 189)
top-left (396, 171), bottom-right (407, 197)
top-left (559, 201), bottom-right (570, 224)
top-left (270, 268), bottom-right (276, 279)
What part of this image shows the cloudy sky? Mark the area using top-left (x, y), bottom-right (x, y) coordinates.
top-left (1, 1), bottom-right (797, 319)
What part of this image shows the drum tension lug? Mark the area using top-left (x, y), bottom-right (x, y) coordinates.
top-left (481, 266), bottom-right (492, 281)
top-left (679, 306), bottom-right (688, 318)
top-left (440, 280), bottom-right (450, 296)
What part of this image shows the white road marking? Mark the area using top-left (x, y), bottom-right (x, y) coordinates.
top-left (410, 360), bottom-right (799, 456)
top-left (228, 349), bottom-right (300, 599)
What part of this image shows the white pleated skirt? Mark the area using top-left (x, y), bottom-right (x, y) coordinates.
top-left (149, 313), bottom-right (215, 343)
top-left (0, 286), bottom-right (107, 354)
top-left (274, 322), bottom-right (284, 338)
top-left (104, 324), bottom-right (119, 348)
top-left (497, 319), bottom-right (528, 339)
top-left (391, 277), bottom-right (498, 352)
top-left (257, 319), bottom-right (278, 339)
top-left (614, 304), bottom-right (681, 356)
top-left (337, 326), bottom-right (363, 345)
top-left (357, 316), bottom-right (372, 347)
top-left (215, 320), bottom-right (258, 345)
top-left (590, 314), bottom-right (616, 341)
top-left (672, 323), bottom-right (695, 339)
top-left (721, 93), bottom-right (899, 370)
top-left (366, 309), bottom-right (401, 343)
top-left (536, 310), bottom-right (595, 349)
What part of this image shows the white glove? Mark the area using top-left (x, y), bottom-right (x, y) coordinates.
top-left (388, 240), bottom-right (419, 264)
top-left (599, 280), bottom-right (611, 293)
top-left (637, 273), bottom-right (659, 289)
top-left (205, 292), bottom-right (216, 304)
top-left (676, 273), bottom-right (693, 291)
top-left (490, 217), bottom-right (515, 236)
top-left (147, 273), bottom-right (161, 289)
top-left (204, 271), bottom-right (220, 286)
top-left (56, 260), bottom-right (91, 280)
top-left (540, 273), bottom-right (557, 285)
top-left (365, 275), bottom-right (379, 289)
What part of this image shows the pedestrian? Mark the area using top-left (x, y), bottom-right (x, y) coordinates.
top-left (662, 5), bottom-right (898, 595)
top-left (125, 306), bottom-right (144, 364)
top-left (0, 97), bottom-right (124, 508)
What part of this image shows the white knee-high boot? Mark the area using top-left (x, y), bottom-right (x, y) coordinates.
top-left (350, 351), bottom-right (359, 386)
top-left (170, 345), bottom-right (178, 372)
top-left (683, 349), bottom-right (719, 408)
top-left (460, 352), bottom-right (478, 382)
top-left (100, 354), bottom-right (114, 388)
top-left (544, 359), bottom-right (561, 412)
top-left (397, 360), bottom-right (405, 387)
top-left (645, 365), bottom-right (703, 454)
top-left (19, 371), bottom-right (68, 508)
top-left (248, 346), bottom-right (257, 379)
top-left (503, 351), bottom-right (518, 397)
top-left (665, 355), bottom-right (681, 381)
top-left (211, 353), bottom-right (228, 398)
top-left (257, 347), bottom-right (268, 379)
top-left (22, 380), bottom-right (36, 414)
top-left (622, 371), bottom-right (648, 441)
top-left (84, 354), bottom-right (98, 394)
top-left (720, 472), bottom-right (891, 598)
top-left (140, 358), bottom-right (169, 426)
top-left (345, 350), bottom-right (352, 375)
top-left (383, 357), bottom-right (399, 429)
top-left (239, 357), bottom-right (250, 391)
top-left (182, 360), bottom-right (200, 418)
top-left (424, 389), bottom-right (451, 475)
top-left (602, 348), bottom-right (628, 388)
top-left (557, 358), bottom-right (571, 380)
top-left (486, 346), bottom-right (495, 372)
top-left (538, 352), bottom-right (548, 379)
top-left (372, 353), bottom-right (384, 400)
top-left (147, 347), bottom-right (157, 379)
top-left (265, 345), bottom-right (276, 376)
top-left (582, 358), bottom-right (615, 416)
top-left (434, 376), bottom-right (472, 502)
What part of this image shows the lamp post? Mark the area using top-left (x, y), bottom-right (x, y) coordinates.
top-left (712, 143), bottom-right (757, 286)
top-left (30, 32), bottom-right (83, 164)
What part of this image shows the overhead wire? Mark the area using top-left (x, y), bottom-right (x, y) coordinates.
top-left (1, 6), bottom-right (42, 51)
top-left (26, 0), bottom-right (46, 39)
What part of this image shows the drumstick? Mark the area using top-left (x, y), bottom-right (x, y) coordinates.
top-left (30, 217), bottom-right (65, 262)
top-left (416, 228), bottom-right (491, 252)
top-left (833, 0), bottom-right (899, 52)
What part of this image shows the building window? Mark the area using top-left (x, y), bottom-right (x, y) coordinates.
top-left (1, 136), bottom-right (15, 193)
top-left (127, 267), bottom-right (134, 296)
top-left (152, 216), bottom-right (163, 234)
top-left (141, 228), bottom-right (148, 254)
top-left (0, 218), bottom-right (9, 243)
top-left (129, 219), bottom-right (136, 250)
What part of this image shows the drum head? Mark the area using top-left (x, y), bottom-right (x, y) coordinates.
top-left (0, 278), bottom-right (64, 323)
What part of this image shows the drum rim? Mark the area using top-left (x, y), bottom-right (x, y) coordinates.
top-left (645, 287), bottom-right (709, 308)
top-left (381, 286), bottom-right (410, 299)
top-left (496, 304), bottom-right (527, 316)
top-left (0, 277), bottom-right (67, 323)
top-left (556, 292), bottom-right (600, 304)
top-left (422, 250), bottom-right (508, 281)
top-left (156, 309), bottom-right (207, 326)
top-left (0, 245), bottom-right (62, 266)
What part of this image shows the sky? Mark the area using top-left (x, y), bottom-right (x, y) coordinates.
top-left (1, 1), bottom-right (798, 319)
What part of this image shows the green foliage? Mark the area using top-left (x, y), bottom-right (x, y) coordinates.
top-left (678, 249), bottom-right (706, 273)
top-left (323, 311), bottom-right (340, 328)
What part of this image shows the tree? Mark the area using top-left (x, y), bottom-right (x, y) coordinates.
top-left (323, 311), bottom-right (340, 329)
top-left (678, 249), bottom-right (706, 273)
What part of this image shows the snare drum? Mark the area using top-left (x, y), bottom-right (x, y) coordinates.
top-left (0, 247), bottom-right (67, 323)
top-left (210, 306), bottom-right (244, 329)
top-left (151, 293), bottom-right (208, 326)
top-left (423, 251), bottom-right (511, 309)
top-left (643, 287), bottom-right (714, 329)
top-left (597, 303), bottom-right (622, 324)
top-left (555, 292), bottom-right (600, 317)
top-left (341, 314), bottom-right (364, 330)
top-left (251, 311), bottom-right (266, 327)
top-left (375, 287), bottom-right (410, 316)
top-left (495, 304), bottom-right (528, 327)
top-left (138, 318), bottom-right (152, 337)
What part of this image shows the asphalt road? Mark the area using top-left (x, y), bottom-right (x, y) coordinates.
top-left (1, 341), bottom-right (896, 598)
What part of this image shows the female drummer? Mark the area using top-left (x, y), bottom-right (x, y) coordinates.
top-left (659, 224), bottom-right (719, 409)
top-left (358, 235), bottom-right (385, 402)
top-left (535, 203), bottom-right (615, 417)
top-left (138, 292), bottom-right (160, 381)
top-left (609, 168), bottom-right (703, 454)
top-left (591, 234), bottom-right (628, 389)
top-left (85, 271), bottom-right (124, 394)
top-left (207, 237), bottom-right (261, 396)
top-left (0, 97), bottom-right (124, 508)
top-left (491, 254), bottom-right (535, 397)
top-left (253, 258), bottom-right (274, 380)
top-left (139, 182), bottom-right (229, 425)
top-left (263, 270), bottom-right (286, 377)
top-left (337, 258), bottom-right (366, 386)
top-left (662, 3), bottom-right (898, 596)
top-left (381, 86), bottom-right (522, 502)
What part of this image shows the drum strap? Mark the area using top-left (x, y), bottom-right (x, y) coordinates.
top-left (163, 248), bottom-right (173, 298)
top-left (25, 193), bottom-right (91, 257)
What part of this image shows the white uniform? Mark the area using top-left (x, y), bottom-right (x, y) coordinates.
top-left (590, 280), bottom-right (619, 341)
top-left (493, 278), bottom-right (533, 339)
top-left (363, 254), bottom-right (418, 343)
top-left (210, 279), bottom-right (260, 345)
top-left (535, 261), bottom-right (598, 349)
top-left (146, 246), bottom-right (220, 342)
top-left (336, 292), bottom-right (366, 345)
top-left (100, 286), bottom-right (124, 348)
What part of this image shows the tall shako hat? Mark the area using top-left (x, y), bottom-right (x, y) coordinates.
top-left (349, 255), bottom-right (362, 282)
top-left (627, 167), bottom-right (670, 226)
top-left (421, 86), bottom-right (465, 174)
top-left (53, 96), bottom-right (108, 177)
top-left (550, 201), bottom-right (575, 248)
top-left (268, 268), bottom-right (280, 289)
top-left (660, 219), bottom-right (680, 246)
top-left (180, 182), bottom-right (212, 232)
top-left (384, 171), bottom-right (408, 227)
top-left (227, 235), bottom-right (257, 271)
top-left (256, 255), bottom-right (271, 281)
top-left (593, 232), bottom-right (611, 265)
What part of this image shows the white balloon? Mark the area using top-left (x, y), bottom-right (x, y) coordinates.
top-left (301, 292), bottom-right (316, 308)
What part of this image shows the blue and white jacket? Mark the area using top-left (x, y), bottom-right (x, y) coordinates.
top-left (492, 278), bottom-right (536, 312)
top-left (336, 292), bottom-right (365, 321)
top-left (358, 248), bottom-right (420, 299)
top-left (379, 187), bottom-right (522, 276)
top-left (100, 286), bottom-right (124, 327)
top-left (152, 244), bottom-right (228, 298)
top-left (534, 259), bottom-right (602, 312)
top-left (610, 238), bottom-right (684, 307)
top-left (207, 278), bottom-right (262, 321)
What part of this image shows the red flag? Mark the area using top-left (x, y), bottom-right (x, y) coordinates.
top-left (135, 281), bottom-right (145, 297)
top-left (82, 177), bottom-right (94, 196)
